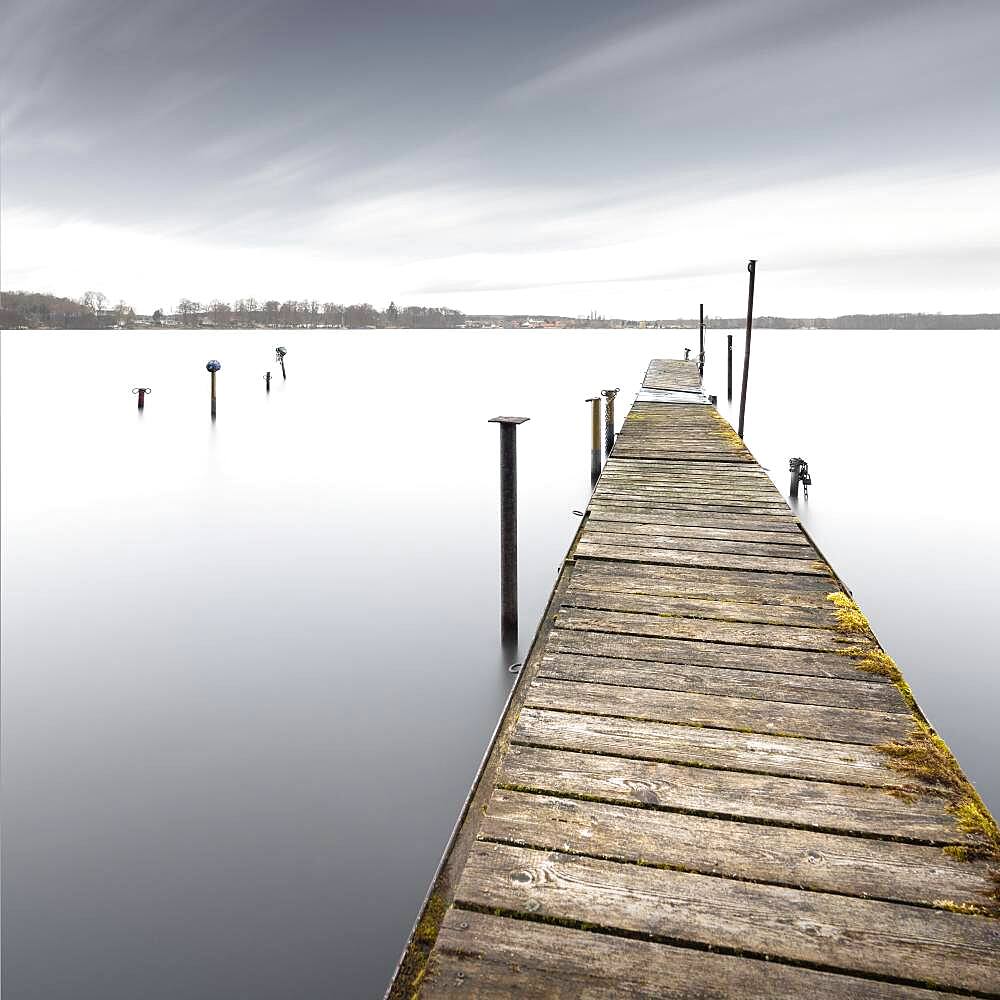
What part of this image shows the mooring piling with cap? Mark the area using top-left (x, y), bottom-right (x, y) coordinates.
top-left (586, 396), bottom-right (601, 488)
top-left (727, 332), bottom-right (734, 400)
top-left (206, 360), bottom-right (221, 418)
top-left (488, 416), bottom-right (529, 646)
top-left (601, 388), bottom-right (619, 460)
top-left (737, 258), bottom-right (756, 439)
top-left (698, 302), bottom-right (705, 377)
top-left (275, 346), bottom-right (287, 380)
top-left (789, 456), bottom-right (812, 499)
top-left (264, 371), bottom-right (271, 392)
top-left (132, 387), bottom-right (150, 410)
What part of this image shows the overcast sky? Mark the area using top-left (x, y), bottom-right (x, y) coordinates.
top-left (2, 0), bottom-right (998, 316)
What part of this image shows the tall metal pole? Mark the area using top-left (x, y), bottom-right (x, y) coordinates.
top-left (586, 397), bottom-right (601, 488)
top-left (727, 334), bottom-right (733, 401)
top-left (488, 416), bottom-right (529, 645)
top-left (737, 260), bottom-right (756, 439)
top-left (601, 388), bottom-right (619, 460)
top-left (698, 303), bottom-right (705, 378)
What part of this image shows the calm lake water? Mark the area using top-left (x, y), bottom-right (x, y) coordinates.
top-left (2, 328), bottom-right (998, 999)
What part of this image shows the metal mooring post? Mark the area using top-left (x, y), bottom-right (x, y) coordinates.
top-left (586, 397), bottom-right (601, 487)
top-left (275, 346), bottom-right (287, 380)
top-left (683, 347), bottom-right (691, 361)
top-left (132, 387), bottom-right (151, 410)
top-left (488, 416), bottom-right (529, 645)
top-left (737, 259), bottom-right (757, 439)
top-left (264, 371), bottom-right (272, 392)
top-left (601, 388), bottom-right (619, 460)
top-left (789, 457), bottom-right (812, 500)
top-left (727, 334), bottom-right (733, 401)
top-left (206, 360), bottom-right (221, 419)
top-left (699, 303), bottom-right (705, 377)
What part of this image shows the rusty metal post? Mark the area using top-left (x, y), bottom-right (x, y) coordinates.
top-left (132, 387), bottom-right (150, 410)
top-left (489, 416), bottom-right (529, 645)
top-left (586, 397), bottom-right (601, 488)
top-left (206, 360), bottom-right (221, 419)
top-left (789, 457), bottom-right (812, 500)
top-left (737, 260), bottom-right (756, 439)
top-left (727, 334), bottom-right (733, 401)
top-left (275, 346), bottom-right (287, 380)
top-left (699, 303), bottom-right (705, 377)
top-left (601, 388), bottom-right (619, 460)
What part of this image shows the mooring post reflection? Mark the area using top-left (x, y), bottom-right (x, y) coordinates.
top-left (488, 415), bottom-right (529, 647)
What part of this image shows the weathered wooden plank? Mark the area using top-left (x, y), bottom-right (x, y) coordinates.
top-left (454, 843), bottom-right (1000, 994)
top-left (548, 629), bottom-right (869, 679)
top-left (426, 911), bottom-right (968, 999)
top-left (584, 519), bottom-right (812, 545)
top-left (571, 559), bottom-right (834, 599)
top-left (537, 652), bottom-right (907, 712)
top-left (563, 587), bottom-right (838, 628)
top-left (513, 707), bottom-right (903, 786)
top-left (480, 789), bottom-right (993, 906)
top-left (556, 607), bottom-right (857, 653)
top-left (525, 677), bottom-right (913, 744)
top-left (575, 540), bottom-right (827, 574)
top-left (498, 745), bottom-right (968, 842)
top-left (581, 528), bottom-right (818, 559)
top-left (584, 506), bottom-right (803, 532)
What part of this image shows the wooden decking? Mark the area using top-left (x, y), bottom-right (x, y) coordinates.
top-left (390, 359), bottom-right (999, 999)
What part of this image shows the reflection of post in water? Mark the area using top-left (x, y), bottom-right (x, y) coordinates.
top-left (586, 396), bottom-right (601, 488)
top-left (488, 415), bottom-right (529, 648)
top-left (132, 387), bottom-right (150, 411)
top-left (264, 371), bottom-right (271, 393)
top-left (601, 388), bottom-right (619, 461)
top-left (206, 360), bottom-right (221, 419)
top-left (275, 346), bottom-right (287, 380)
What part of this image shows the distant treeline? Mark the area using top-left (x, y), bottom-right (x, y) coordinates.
top-left (0, 291), bottom-right (463, 329)
top-left (2, 290), bottom-right (997, 331)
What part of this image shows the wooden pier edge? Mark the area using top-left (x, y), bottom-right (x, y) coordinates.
top-left (388, 358), bottom-right (1000, 999)
top-left (384, 513), bottom-right (591, 999)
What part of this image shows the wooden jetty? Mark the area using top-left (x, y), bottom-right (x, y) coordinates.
top-left (390, 359), bottom-right (999, 999)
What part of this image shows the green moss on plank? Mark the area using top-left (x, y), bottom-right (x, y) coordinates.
top-left (826, 592), bottom-right (1000, 915)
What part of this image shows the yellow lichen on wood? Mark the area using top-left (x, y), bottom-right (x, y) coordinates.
top-left (827, 595), bottom-right (1000, 912)
top-left (827, 591), bottom-right (871, 634)
top-left (932, 899), bottom-right (992, 916)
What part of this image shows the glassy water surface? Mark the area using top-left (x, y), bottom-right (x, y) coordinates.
top-left (2, 328), bottom-right (998, 999)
